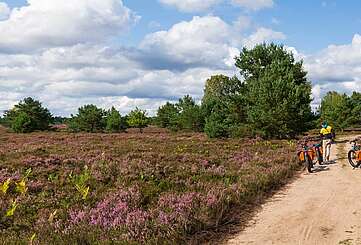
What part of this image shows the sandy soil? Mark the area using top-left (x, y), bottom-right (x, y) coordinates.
top-left (226, 137), bottom-right (361, 245)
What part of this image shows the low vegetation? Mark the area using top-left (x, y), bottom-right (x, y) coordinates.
top-left (0, 127), bottom-right (298, 244)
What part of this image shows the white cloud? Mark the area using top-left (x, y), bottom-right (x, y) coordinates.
top-left (0, 2), bottom-right (10, 20)
top-left (305, 34), bottom-right (361, 83)
top-left (0, 10), bottom-right (290, 116)
top-left (243, 27), bottom-right (286, 48)
top-left (285, 46), bottom-right (305, 61)
top-left (158, 0), bottom-right (221, 13)
top-left (231, 0), bottom-right (274, 10)
top-left (140, 16), bottom-right (284, 72)
top-left (0, 42), bottom-right (234, 116)
top-left (0, 0), bottom-right (139, 52)
top-left (5, 0), bottom-right (350, 117)
top-left (140, 16), bottom-right (242, 70)
top-left (233, 15), bottom-right (253, 32)
top-left (160, 0), bottom-right (274, 12)
top-left (288, 34), bottom-right (361, 107)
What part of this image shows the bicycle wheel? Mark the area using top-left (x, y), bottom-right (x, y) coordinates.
top-left (348, 150), bottom-right (360, 168)
top-left (305, 155), bottom-right (313, 173)
top-left (315, 149), bottom-right (323, 165)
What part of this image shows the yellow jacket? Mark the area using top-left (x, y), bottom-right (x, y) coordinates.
top-left (320, 126), bottom-right (333, 138)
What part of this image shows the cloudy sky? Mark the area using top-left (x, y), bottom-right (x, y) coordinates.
top-left (0, 0), bottom-right (360, 116)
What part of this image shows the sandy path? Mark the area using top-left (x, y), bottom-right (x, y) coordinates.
top-left (226, 137), bottom-right (361, 245)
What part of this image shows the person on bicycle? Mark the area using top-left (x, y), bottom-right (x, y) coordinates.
top-left (320, 121), bottom-right (333, 163)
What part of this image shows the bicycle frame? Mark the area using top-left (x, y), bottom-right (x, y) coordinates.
top-left (297, 142), bottom-right (315, 173)
top-left (298, 144), bottom-right (315, 162)
top-left (350, 141), bottom-right (361, 162)
top-left (312, 142), bottom-right (323, 164)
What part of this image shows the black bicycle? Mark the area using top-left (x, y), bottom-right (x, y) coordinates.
top-left (348, 139), bottom-right (361, 168)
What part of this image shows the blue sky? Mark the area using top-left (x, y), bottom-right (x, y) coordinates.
top-left (130, 0), bottom-right (361, 53)
top-left (5, 0), bottom-right (361, 52)
top-left (0, 0), bottom-right (360, 115)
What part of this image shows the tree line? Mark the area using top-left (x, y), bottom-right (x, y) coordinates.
top-left (319, 91), bottom-right (361, 130)
top-left (156, 43), bottom-right (314, 138)
top-left (0, 43), bottom-right (359, 138)
top-left (0, 98), bottom-right (149, 133)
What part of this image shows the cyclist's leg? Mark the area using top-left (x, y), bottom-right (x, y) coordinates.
top-left (326, 139), bottom-right (331, 161)
top-left (322, 139), bottom-right (327, 162)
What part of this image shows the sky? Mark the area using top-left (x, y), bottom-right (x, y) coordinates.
top-left (0, 0), bottom-right (360, 116)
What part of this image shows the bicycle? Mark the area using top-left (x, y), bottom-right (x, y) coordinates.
top-left (312, 141), bottom-right (324, 165)
top-left (348, 138), bottom-right (361, 168)
top-left (297, 138), bottom-right (315, 173)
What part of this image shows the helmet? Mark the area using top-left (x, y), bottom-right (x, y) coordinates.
top-left (322, 121), bottom-right (328, 128)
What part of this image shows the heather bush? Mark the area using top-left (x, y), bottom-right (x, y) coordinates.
top-left (0, 129), bottom-right (299, 244)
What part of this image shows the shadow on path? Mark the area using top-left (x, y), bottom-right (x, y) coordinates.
top-left (312, 165), bottom-right (330, 173)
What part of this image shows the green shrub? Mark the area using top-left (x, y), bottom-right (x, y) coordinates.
top-left (155, 102), bottom-right (179, 129)
top-left (11, 112), bottom-right (32, 133)
top-left (228, 124), bottom-right (252, 138)
top-left (319, 91), bottom-right (361, 130)
top-left (204, 112), bottom-right (229, 138)
top-left (68, 104), bottom-right (106, 133)
top-left (106, 107), bottom-right (128, 133)
top-left (3, 97), bottom-right (53, 133)
top-left (127, 107), bottom-right (149, 133)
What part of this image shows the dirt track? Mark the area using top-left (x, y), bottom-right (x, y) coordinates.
top-left (226, 137), bottom-right (361, 245)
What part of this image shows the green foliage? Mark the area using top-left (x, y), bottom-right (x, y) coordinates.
top-left (0, 116), bottom-right (6, 126)
top-left (176, 95), bottom-right (204, 132)
top-left (319, 91), bottom-right (360, 129)
top-left (228, 124), bottom-right (253, 138)
top-left (202, 75), bottom-right (245, 108)
top-left (15, 180), bottom-right (28, 195)
top-left (3, 97), bottom-right (53, 133)
top-left (155, 102), bottom-right (179, 129)
top-left (349, 92), bottom-right (361, 127)
top-left (53, 116), bottom-right (68, 125)
top-left (105, 107), bottom-right (128, 133)
top-left (1, 179), bottom-right (11, 194)
top-left (68, 104), bottom-right (106, 133)
top-left (5, 200), bottom-right (17, 217)
top-left (15, 168), bottom-right (32, 195)
top-left (69, 166), bottom-right (91, 200)
top-left (156, 96), bottom-right (205, 132)
top-left (236, 43), bottom-right (307, 85)
top-left (127, 107), bottom-right (149, 132)
top-left (202, 75), bottom-right (247, 138)
top-left (11, 112), bottom-right (33, 133)
top-left (236, 43), bottom-right (313, 138)
top-left (204, 110), bottom-right (229, 138)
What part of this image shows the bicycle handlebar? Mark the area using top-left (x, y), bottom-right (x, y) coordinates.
top-left (350, 138), bottom-right (361, 144)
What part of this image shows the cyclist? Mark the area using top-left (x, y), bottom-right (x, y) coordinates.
top-left (320, 121), bottom-right (333, 163)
